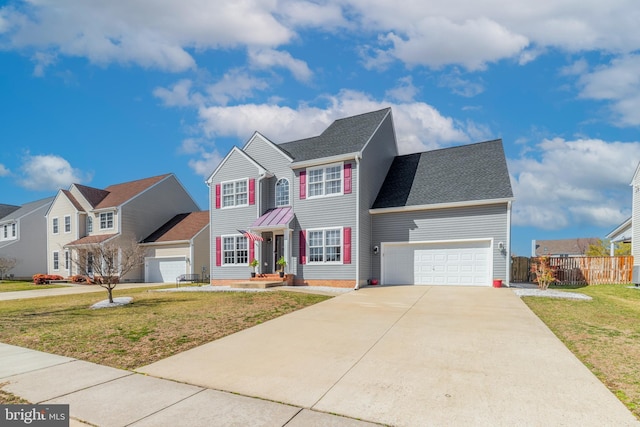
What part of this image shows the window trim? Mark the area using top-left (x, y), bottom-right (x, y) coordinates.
top-left (64, 250), bottom-right (70, 271)
top-left (306, 227), bottom-right (343, 264)
top-left (99, 212), bottom-right (114, 230)
top-left (221, 178), bottom-right (249, 209)
top-left (87, 216), bottom-right (93, 233)
top-left (11, 223), bottom-right (16, 237)
top-left (52, 217), bottom-right (59, 234)
top-left (306, 162), bottom-right (344, 199)
top-left (53, 251), bottom-right (59, 271)
top-left (64, 215), bottom-right (71, 233)
top-left (275, 177), bottom-right (290, 207)
top-left (221, 234), bottom-right (249, 266)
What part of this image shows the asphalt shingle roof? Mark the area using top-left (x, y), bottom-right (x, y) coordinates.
top-left (142, 211), bottom-right (209, 243)
top-left (278, 108), bottom-right (390, 162)
top-left (372, 139), bottom-right (513, 209)
top-left (0, 198), bottom-right (53, 221)
top-left (0, 204), bottom-right (20, 220)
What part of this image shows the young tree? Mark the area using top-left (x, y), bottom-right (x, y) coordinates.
top-left (69, 238), bottom-right (146, 303)
top-left (585, 238), bottom-right (608, 256)
top-left (0, 256), bottom-right (18, 280)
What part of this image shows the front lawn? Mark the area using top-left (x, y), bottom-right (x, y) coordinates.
top-left (0, 287), bottom-right (330, 370)
top-left (0, 280), bottom-right (68, 293)
top-left (523, 284), bottom-right (640, 419)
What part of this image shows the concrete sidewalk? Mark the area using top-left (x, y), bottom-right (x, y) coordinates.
top-left (0, 282), bottom-right (169, 301)
top-left (0, 343), bottom-right (379, 426)
top-left (139, 285), bottom-right (639, 426)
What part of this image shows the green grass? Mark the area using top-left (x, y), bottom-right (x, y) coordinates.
top-left (0, 280), bottom-right (68, 293)
top-left (0, 287), bottom-right (330, 371)
top-left (523, 284), bottom-right (640, 419)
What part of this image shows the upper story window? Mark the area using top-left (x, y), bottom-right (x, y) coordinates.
top-left (64, 215), bottom-right (71, 233)
top-left (100, 212), bottom-right (114, 230)
top-left (275, 178), bottom-right (290, 207)
top-left (2, 225), bottom-right (7, 239)
top-left (11, 223), bottom-right (16, 237)
top-left (308, 164), bottom-right (343, 198)
top-left (222, 179), bottom-right (248, 208)
top-left (52, 217), bottom-right (59, 234)
top-left (87, 217), bottom-right (93, 233)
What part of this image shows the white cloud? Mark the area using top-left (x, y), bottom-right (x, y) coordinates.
top-left (248, 48), bottom-right (312, 82)
top-left (0, 164), bottom-right (10, 176)
top-left (510, 137), bottom-right (640, 230)
top-left (577, 54), bottom-right (640, 126)
top-left (385, 76), bottom-right (419, 102)
top-left (206, 69), bottom-right (269, 105)
top-left (438, 69), bottom-right (484, 97)
top-left (17, 154), bottom-right (91, 191)
top-left (153, 79), bottom-right (196, 107)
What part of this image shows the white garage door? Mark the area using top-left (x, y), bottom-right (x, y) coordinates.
top-left (146, 257), bottom-right (187, 283)
top-left (382, 241), bottom-right (491, 286)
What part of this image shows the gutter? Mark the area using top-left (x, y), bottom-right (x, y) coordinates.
top-left (369, 197), bottom-right (515, 214)
top-left (506, 200), bottom-right (512, 287)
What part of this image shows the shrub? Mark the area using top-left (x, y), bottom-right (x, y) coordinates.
top-left (530, 256), bottom-right (557, 290)
top-left (32, 274), bottom-right (64, 285)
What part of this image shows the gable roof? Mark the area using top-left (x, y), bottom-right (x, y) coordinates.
top-left (74, 184), bottom-right (110, 208)
top-left (278, 108), bottom-right (391, 163)
top-left (94, 174), bottom-right (172, 209)
top-left (606, 217), bottom-right (631, 242)
top-left (61, 190), bottom-right (85, 212)
top-left (0, 204), bottom-right (20, 220)
top-left (142, 211), bottom-right (209, 243)
top-left (206, 146), bottom-right (267, 184)
top-left (65, 233), bottom-right (118, 247)
top-left (0, 197), bottom-right (54, 222)
top-left (372, 139), bottom-right (513, 210)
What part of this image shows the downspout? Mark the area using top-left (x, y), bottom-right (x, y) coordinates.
top-left (354, 155), bottom-right (361, 290)
top-left (256, 172), bottom-right (269, 275)
top-left (506, 200), bottom-right (512, 287)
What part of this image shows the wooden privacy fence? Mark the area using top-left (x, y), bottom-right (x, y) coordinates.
top-left (528, 256), bottom-right (633, 285)
top-left (511, 256), bottom-right (531, 282)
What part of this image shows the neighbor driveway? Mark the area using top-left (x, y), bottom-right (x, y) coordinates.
top-left (138, 285), bottom-right (638, 426)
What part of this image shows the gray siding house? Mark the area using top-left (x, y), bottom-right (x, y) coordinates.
top-left (0, 198), bottom-right (54, 279)
top-left (207, 108), bottom-right (514, 287)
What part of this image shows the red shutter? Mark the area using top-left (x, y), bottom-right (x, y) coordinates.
top-left (343, 227), bottom-right (351, 264)
top-left (344, 163), bottom-right (352, 194)
top-left (249, 178), bottom-right (255, 205)
top-left (215, 236), bottom-right (222, 266)
top-left (299, 171), bottom-right (306, 199)
top-left (249, 239), bottom-right (255, 262)
top-left (215, 184), bottom-right (221, 209)
top-left (299, 230), bottom-right (306, 264)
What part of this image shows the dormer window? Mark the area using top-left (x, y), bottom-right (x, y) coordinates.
top-left (275, 178), bottom-right (290, 207)
top-left (100, 212), bottom-right (114, 230)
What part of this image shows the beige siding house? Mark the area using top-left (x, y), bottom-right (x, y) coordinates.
top-left (45, 174), bottom-right (201, 282)
top-left (141, 211), bottom-right (210, 283)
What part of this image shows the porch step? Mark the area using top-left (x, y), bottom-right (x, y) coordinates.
top-left (250, 274), bottom-right (284, 281)
top-left (233, 281), bottom-right (284, 289)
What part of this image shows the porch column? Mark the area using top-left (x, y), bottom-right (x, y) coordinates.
top-left (284, 229), bottom-right (291, 274)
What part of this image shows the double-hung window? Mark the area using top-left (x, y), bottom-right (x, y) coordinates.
top-left (100, 212), bottom-right (114, 230)
top-left (2, 225), bottom-right (7, 239)
top-left (307, 164), bottom-right (342, 198)
top-left (222, 235), bottom-right (248, 265)
top-left (64, 215), bottom-right (71, 233)
top-left (11, 223), bottom-right (16, 237)
top-left (87, 217), bottom-right (93, 233)
top-left (222, 179), bottom-right (248, 208)
top-left (64, 251), bottom-right (70, 270)
top-left (308, 228), bottom-right (342, 263)
top-left (53, 252), bottom-right (59, 270)
top-left (52, 218), bottom-right (59, 234)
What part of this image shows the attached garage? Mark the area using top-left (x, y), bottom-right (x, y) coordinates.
top-left (146, 257), bottom-right (187, 283)
top-left (382, 240), bottom-right (492, 286)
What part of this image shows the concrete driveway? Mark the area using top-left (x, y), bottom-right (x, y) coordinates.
top-left (138, 285), bottom-right (638, 426)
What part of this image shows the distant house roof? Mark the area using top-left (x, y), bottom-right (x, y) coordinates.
top-left (0, 198), bottom-right (53, 222)
top-left (95, 174), bottom-right (171, 209)
top-left (533, 237), bottom-right (600, 257)
top-left (372, 139), bottom-right (513, 209)
top-left (0, 204), bottom-right (21, 220)
top-left (278, 108), bottom-right (391, 163)
top-left (142, 211), bottom-right (209, 243)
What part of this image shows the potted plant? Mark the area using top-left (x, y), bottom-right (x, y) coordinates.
top-left (276, 256), bottom-right (287, 278)
top-left (249, 259), bottom-right (259, 278)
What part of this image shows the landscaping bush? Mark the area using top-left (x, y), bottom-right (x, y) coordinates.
top-left (32, 274), bottom-right (64, 285)
top-left (71, 275), bottom-right (92, 284)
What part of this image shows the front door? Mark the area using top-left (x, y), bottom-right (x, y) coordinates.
top-left (274, 235), bottom-right (284, 273)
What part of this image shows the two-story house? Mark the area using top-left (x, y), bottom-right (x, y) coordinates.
top-left (0, 198), bottom-right (54, 279)
top-left (207, 108), bottom-right (514, 288)
top-left (45, 173), bottom-right (202, 282)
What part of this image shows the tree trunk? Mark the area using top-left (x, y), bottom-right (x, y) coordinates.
top-left (107, 287), bottom-right (114, 304)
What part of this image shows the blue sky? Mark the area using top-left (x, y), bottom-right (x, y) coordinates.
top-left (1, 0), bottom-right (639, 256)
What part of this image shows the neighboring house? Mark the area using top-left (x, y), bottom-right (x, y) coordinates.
top-left (141, 211), bottom-right (210, 283)
top-left (531, 237), bottom-right (599, 257)
top-left (0, 198), bottom-right (54, 279)
top-left (207, 108), bottom-right (514, 287)
top-left (633, 163), bottom-right (640, 279)
top-left (606, 217), bottom-right (631, 256)
top-left (45, 174), bottom-right (201, 282)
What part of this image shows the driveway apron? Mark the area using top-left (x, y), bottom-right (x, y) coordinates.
top-left (138, 285), bottom-right (638, 426)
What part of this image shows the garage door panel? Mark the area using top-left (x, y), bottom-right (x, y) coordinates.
top-left (383, 241), bottom-right (491, 286)
top-left (147, 257), bottom-right (187, 283)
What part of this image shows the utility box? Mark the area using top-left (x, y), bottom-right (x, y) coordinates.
top-left (633, 266), bottom-right (640, 285)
